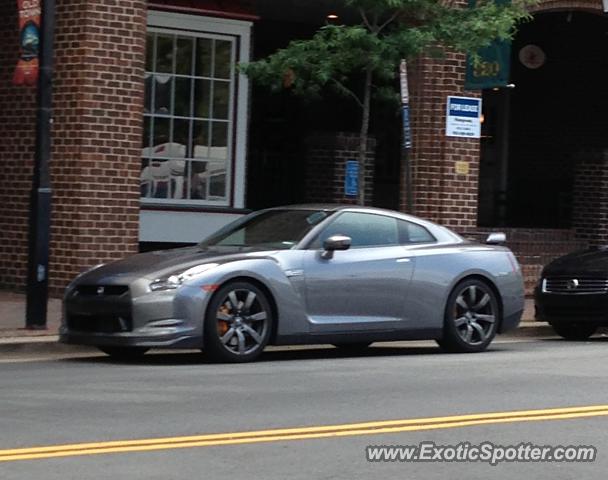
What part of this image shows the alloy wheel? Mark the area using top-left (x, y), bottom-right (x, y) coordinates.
top-left (452, 284), bottom-right (497, 346)
top-left (438, 279), bottom-right (499, 353)
top-left (205, 282), bottom-right (273, 362)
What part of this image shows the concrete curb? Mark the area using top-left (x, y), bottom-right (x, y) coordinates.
top-left (0, 336), bottom-right (96, 355)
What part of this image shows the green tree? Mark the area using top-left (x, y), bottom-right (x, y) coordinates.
top-left (243, 0), bottom-right (533, 205)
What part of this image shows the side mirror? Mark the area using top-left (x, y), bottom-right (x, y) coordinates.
top-left (486, 232), bottom-right (506, 245)
top-left (321, 235), bottom-right (351, 259)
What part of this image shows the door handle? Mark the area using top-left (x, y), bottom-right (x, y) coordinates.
top-left (396, 258), bottom-right (411, 263)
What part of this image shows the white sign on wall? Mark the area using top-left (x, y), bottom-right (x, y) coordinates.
top-left (446, 96), bottom-right (482, 139)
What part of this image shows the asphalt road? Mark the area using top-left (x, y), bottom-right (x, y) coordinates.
top-left (1, 336), bottom-right (607, 479)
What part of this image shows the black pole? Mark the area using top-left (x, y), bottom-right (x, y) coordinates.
top-left (399, 60), bottom-right (413, 214)
top-left (26, 0), bottom-right (56, 329)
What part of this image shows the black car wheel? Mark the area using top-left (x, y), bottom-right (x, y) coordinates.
top-left (203, 281), bottom-right (273, 363)
top-left (438, 279), bottom-right (499, 353)
top-left (551, 322), bottom-right (597, 341)
top-left (98, 346), bottom-right (149, 359)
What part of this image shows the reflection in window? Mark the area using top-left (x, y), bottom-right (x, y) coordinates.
top-left (142, 31), bottom-right (235, 204)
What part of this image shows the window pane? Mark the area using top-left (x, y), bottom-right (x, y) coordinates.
top-left (190, 160), bottom-right (207, 199)
top-left (142, 30), bottom-right (235, 205)
top-left (141, 117), bottom-right (151, 154)
top-left (154, 74), bottom-right (172, 114)
top-left (145, 33), bottom-right (154, 72)
top-left (215, 40), bottom-right (232, 79)
top-left (213, 81), bottom-right (230, 119)
top-left (400, 220), bottom-right (435, 244)
top-left (211, 122), bottom-right (228, 159)
top-left (172, 119), bottom-right (190, 157)
top-left (193, 121), bottom-right (209, 159)
top-left (152, 117), bottom-right (170, 154)
top-left (209, 173), bottom-right (226, 198)
top-left (317, 212), bottom-right (399, 248)
top-left (168, 159), bottom-right (187, 199)
top-left (195, 38), bottom-right (212, 77)
top-left (144, 74), bottom-right (152, 114)
top-left (148, 160), bottom-right (171, 198)
top-left (156, 35), bottom-right (174, 73)
top-left (202, 210), bottom-right (332, 248)
top-left (174, 77), bottom-right (191, 117)
top-left (175, 37), bottom-right (193, 75)
top-left (141, 159), bottom-right (151, 197)
top-left (194, 79), bottom-right (210, 118)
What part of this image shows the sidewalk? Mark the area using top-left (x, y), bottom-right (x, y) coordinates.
top-left (0, 289), bottom-right (546, 349)
top-left (0, 291), bottom-right (62, 338)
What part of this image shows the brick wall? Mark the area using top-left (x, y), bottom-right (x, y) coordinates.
top-left (0, 0), bottom-right (147, 295)
top-left (304, 133), bottom-right (375, 205)
top-left (0, 0), bottom-right (37, 290)
top-left (573, 149), bottom-right (608, 246)
top-left (404, 52), bottom-right (481, 232)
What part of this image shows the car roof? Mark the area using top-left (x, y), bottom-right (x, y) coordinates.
top-left (264, 204), bottom-right (464, 244)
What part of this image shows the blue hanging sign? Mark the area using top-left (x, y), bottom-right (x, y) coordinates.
top-left (344, 160), bottom-right (359, 197)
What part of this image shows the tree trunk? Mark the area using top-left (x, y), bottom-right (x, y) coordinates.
top-left (357, 67), bottom-right (373, 205)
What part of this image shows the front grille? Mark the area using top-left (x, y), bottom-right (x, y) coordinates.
top-left (76, 285), bottom-right (129, 296)
top-left (543, 277), bottom-right (608, 295)
top-left (66, 314), bottom-right (133, 333)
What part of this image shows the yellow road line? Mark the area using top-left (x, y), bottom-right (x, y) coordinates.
top-left (1, 405), bottom-right (607, 462)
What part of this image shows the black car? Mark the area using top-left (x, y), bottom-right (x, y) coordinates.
top-left (535, 247), bottom-right (608, 339)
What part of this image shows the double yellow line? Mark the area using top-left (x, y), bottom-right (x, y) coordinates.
top-left (2, 405), bottom-right (607, 463)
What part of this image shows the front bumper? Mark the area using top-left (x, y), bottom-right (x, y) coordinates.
top-left (61, 283), bottom-right (209, 349)
top-left (59, 324), bottom-right (202, 349)
top-left (535, 288), bottom-right (608, 325)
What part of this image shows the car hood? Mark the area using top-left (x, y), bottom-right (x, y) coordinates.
top-left (544, 248), bottom-right (608, 276)
top-left (74, 246), bottom-right (277, 284)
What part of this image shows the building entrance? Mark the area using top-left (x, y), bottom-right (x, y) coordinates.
top-left (479, 11), bottom-right (608, 228)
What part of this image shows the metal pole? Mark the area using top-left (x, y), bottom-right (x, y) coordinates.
top-left (399, 60), bottom-right (413, 214)
top-left (26, 0), bottom-right (55, 329)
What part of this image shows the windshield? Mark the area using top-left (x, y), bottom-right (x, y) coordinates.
top-left (200, 209), bottom-right (334, 250)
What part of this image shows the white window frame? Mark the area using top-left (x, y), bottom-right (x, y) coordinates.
top-left (144, 10), bottom-right (251, 209)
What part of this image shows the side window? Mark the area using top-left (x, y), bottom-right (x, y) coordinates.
top-left (313, 212), bottom-right (399, 248)
top-left (398, 219), bottom-right (436, 244)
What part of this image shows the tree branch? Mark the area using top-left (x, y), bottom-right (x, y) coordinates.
top-left (330, 78), bottom-right (364, 109)
top-left (359, 8), bottom-right (373, 31)
top-left (377, 11), bottom-right (399, 34)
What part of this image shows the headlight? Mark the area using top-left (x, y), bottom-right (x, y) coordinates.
top-left (149, 263), bottom-right (219, 291)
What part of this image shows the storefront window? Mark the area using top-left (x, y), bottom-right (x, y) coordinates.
top-left (141, 31), bottom-right (235, 204)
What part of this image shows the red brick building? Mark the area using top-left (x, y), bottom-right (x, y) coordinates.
top-left (0, 0), bottom-right (607, 297)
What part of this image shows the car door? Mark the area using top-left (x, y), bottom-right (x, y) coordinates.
top-left (302, 211), bottom-right (415, 333)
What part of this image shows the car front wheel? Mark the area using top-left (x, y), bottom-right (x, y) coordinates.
top-left (203, 281), bottom-right (273, 363)
top-left (550, 322), bottom-right (597, 341)
top-left (438, 279), bottom-right (499, 353)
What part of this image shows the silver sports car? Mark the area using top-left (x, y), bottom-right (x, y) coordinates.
top-left (60, 205), bottom-right (524, 362)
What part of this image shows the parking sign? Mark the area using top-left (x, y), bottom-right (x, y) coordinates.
top-left (446, 96), bottom-right (482, 139)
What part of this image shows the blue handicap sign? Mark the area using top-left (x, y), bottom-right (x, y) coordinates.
top-left (402, 105), bottom-right (412, 149)
top-left (345, 160), bottom-right (359, 197)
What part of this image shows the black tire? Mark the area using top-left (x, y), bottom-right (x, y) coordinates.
top-left (438, 279), bottom-right (500, 353)
top-left (203, 281), bottom-right (273, 363)
top-left (332, 342), bottom-right (372, 352)
top-left (550, 323), bottom-right (597, 341)
top-left (98, 346), bottom-right (149, 359)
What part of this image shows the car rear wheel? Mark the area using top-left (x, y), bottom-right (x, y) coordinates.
top-left (550, 323), bottom-right (597, 341)
top-left (203, 281), bottom-right (273, 363)
top-left (98, 346), bottom-right (149, 359)
top-left (438, 279), bottom-right (499, 353)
